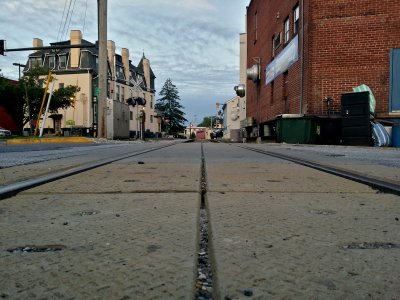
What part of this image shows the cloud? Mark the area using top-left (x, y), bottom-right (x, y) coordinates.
top-left (0, 0), bottom-right (248, 120)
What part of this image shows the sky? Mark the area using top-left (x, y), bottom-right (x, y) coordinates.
top-left (0, 0), bottom-right (250, 125)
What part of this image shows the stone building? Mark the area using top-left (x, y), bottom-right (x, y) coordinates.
top-left (25, 30), bottom-right (158, 138)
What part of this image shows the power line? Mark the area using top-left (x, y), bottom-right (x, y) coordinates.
top-left (60, 0), bottom-right (73, 41)
top-left (82, 0), bottom-right (88, 35)
top-left (57, 0), bottom-right (69, 42)
top-left (64, 0), bottom-right (78, 40)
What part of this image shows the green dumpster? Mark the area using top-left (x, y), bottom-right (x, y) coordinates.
top-left (276, 116), bottom-right (321, 144)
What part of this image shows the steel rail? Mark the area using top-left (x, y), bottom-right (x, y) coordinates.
top-left (0, 142), bottom-right (181, 200)
top-left (237, 144), bottom-right (400, 196)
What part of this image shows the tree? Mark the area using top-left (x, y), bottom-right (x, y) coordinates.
top-left (197, 116), bottom-right (215, 128)
top-left (155, 78), bottom-right (187, 134)
top-left (0, 67), bottom-right (79, 133)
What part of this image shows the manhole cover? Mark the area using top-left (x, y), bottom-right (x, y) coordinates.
top-left (7, 245), bottom-right (66, 253)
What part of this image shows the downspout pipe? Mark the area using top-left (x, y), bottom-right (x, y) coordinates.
top-left (300, 0), bottom-right (305, 114)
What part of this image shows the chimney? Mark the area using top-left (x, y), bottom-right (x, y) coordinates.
top-left (121, 48), bottom-right (130, 82)
top-left (142, 53), bottom-right (151, 91)
top-left (70, 30), bottom-right (82, 68)
top-left (32, 38), bottom-right (43, 50)
top-left (107, 40), bottom-right (116, 78)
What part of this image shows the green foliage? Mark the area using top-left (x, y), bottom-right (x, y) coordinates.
top-left (155, 78), bottom-right (187, 134)
top-left (197, 116), bottom-right (215, 128)
top-left (0, 67), bottom-right (79, 133)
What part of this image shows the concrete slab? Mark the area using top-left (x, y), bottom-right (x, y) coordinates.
top-left (248, 144), bottom-right (400, 185)
top-left (1, 143), bottom-right (171, 185)
top-left (0, 193), bottom-right (199, 299)
top-left (208, 192), bottom-right (400, 299)
top-left (204, 143), bottom-right (375, 194)
top-left (22, 143), bottom-right (201, 194)
top-left (23, 162), bottom-right (200, 194)
top-left (0, 143), bottom-right (202, 299)
top-left (206, 162), bottom-right (376, 193)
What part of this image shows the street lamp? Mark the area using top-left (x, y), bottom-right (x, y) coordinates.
top-left (12, 63), bottom-right (25, 80)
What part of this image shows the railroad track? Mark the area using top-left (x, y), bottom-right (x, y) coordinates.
top-left (0, 141), bottom-right (182, 200)
top-left (236, 144), bottom-right (400, 196)
top-left (1, 141), bottom-right (399, 299)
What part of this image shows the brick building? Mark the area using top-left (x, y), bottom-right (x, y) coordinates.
top-left (246, 0), bottom-right (400, 138)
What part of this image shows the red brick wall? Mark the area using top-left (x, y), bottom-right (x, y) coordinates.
top-left (308, 0), bottom-right (400, 116)
top-left (247, 0), bottom-right (303, 124)
top-left (246, 0), bottom-right (400, 125)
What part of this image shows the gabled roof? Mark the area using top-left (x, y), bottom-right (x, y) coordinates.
top-left (137, 55), bottom-right (156, 79)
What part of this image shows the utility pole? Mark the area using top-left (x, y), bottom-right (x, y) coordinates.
top-left (97, 0), bottom-right (107, 138)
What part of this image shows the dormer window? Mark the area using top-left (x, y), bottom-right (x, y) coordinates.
top-left (49, 56), bottom-right (55, 69)
top-left (116, 66), bottom-right (125, 80)
top-left (59, 55), bottom-right (67, 68)
top-left (29, 57), bottom-right (42, 68)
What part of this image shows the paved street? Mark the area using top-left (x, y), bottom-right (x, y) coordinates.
top-left (0, 141), bottom-right (399, 299)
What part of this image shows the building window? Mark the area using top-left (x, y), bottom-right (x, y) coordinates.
top-left (121, 86), bottom-right (125, 102)
top-left (107, 82), bottom-right (110, 98)
top-left (49, 56), bottom-right (55, 69)
top-left (150, 115), bottom-right (154, 123)
top-left (274, 33), bottom-right (282, 50)
top-left (59, 83), bottom-right (64, 89)
top-left (130, 111), bottom-right (133, 121)
top-left (272, 35), bottom-right (275, 58)
top-left (150, 95), bottom-right (153, 108)
top-left (254, 11), bottom-right (258, 44)
top-left (270, 81), bottom-right (274, 104)
top-left (283, 71), bottom-right (289, 113)
top-left (80, 51), bottom-right (90, 68)
top-left (59, 55), bottom-right (67, 68)
top-left (284, 17), bottom-right (290, 43)
top-left (294, 4), bottom-right (300, 35)
top-left (29, 57), bottom-right (42, 68)
top-left (116, 66), bottom-right (124, 80)
top-left (116, 85), bottom-right (120, 101)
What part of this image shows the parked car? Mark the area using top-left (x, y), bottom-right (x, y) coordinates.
top-left (0, 127), bottom-right (12, 136)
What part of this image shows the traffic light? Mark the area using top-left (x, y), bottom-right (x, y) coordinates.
top-left (127, 97), bottom-right (136, 106)
top-left (0, 40), bottom-right (5, 56)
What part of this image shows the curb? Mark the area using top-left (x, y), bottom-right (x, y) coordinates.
top-left (5, 137), bottom-right (93, 145)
